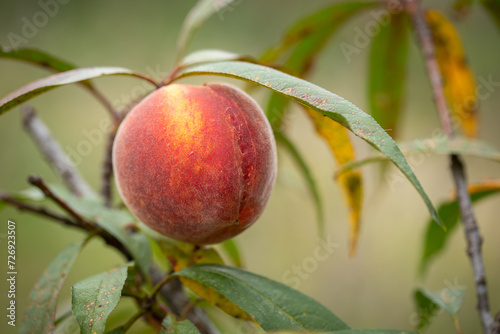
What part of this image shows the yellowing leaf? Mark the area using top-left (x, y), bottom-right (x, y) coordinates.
top-left (305, 108), bottom-right (363, 255)
top-left (181, 277), bottom-right (252, 320)
top-left (465, 179), bottom-right (500, 196)
top-left (159, 241), bottom-right (249, 320)
top-left (426, 10), bottom-right (478, 138)
top-left (159, 242), bottom-right (224, 272)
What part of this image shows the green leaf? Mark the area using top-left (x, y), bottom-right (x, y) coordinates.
top-left (161, 315), bottom-right (201, 334)
top-left (150, 237), bottom-right (172, 273)
top-left (72, 265), bottom-right (129, 334)
top-left (179, 49), bottom-right (254, 68)
top-left (0, 67), bottom-right (157, 115)
top-left (481, 0), bottom-right (500, 30)
top-left (269, 331), bottom-right (416, 334)
top-left (175, 0), bottom-right (235, 62)
top-left (264, 1), bottom-right (375, 128)
top-left (368, 13), bottom-right (408, 139)
top-left (19, 241), bottom-right (85, 333)
top-left (413, 289), bottom-right (440, 331)
top-left (267, 91), bottom-right (291, 130)
top-left (275, 131), bottom-right (324, 233)
top-left (419, 287), bottom-right (465, 316)
top-left (172, 61), bottom-right (442, 226)
top-left (419, 182), bottom-right (500, 275)
top-left (219, 239), bottom-right (244, 268)
top-left (337, 136), bottom-right (500, 176)
top-left (0, 46), bottom-right (78, 72)
top-left (51, 186), bottom-right (152, 276)
top-left (261, 2), bottom-right (376, 64)
top-left (174, 264), bottom-right (349, 331)
top-left (329, 330), bottom-right (417, 334)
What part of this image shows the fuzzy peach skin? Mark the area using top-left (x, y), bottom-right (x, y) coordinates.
top-left (112, 82), bottom-right (277, 244)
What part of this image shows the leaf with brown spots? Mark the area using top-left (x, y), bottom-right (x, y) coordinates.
top-left (426, 10), bottom-right (478, 138)
top-left (72, 265), bottom-right (129, 334)
top-left (19, 241), bottom-right (85, 334)
top-left (261, 3), bottom-right (373, 246)
top-left (172, 61), bottom-right (442, 227)
top-left (260, 2), bottom-right (376, 66)
top-left (174, 264), bottom-right (349, 331)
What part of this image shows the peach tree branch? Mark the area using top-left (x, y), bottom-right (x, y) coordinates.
top-left (404, 0), bottom-right (497, 332)
top-left (22, 106), bottom-right (95, 197)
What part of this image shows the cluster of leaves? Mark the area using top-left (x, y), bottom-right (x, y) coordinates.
top-left (1, 0), bottom-right (499, 333)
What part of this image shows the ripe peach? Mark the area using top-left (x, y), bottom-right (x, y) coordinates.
top-left (112, 83), bottom-right (277, 244)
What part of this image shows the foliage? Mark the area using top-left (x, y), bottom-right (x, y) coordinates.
top-left (0, 0), bottom-right (499, 333)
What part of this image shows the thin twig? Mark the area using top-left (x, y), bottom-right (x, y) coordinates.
top-left (101, 131), bottom-right (116, 207)
top-left (22, 106), bottom-right (95, 197)
top-left (0, 192), bottom-right (80, 228)
top-left (404, 1), bottom-right (496, 333)
top-left (28, 176), bottom-right (95, 229)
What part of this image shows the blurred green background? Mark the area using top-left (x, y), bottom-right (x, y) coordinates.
top-left (1, 0), bottom-right (499, 333)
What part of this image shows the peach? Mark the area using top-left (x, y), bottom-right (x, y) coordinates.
top-left (112, 83), bottom-right (277, 244)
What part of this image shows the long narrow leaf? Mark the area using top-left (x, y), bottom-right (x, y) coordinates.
top-left (0, 46), bottom-right (77, 72)
top-left (419, 180), bottom-right (500, 275)
top-left (175, 264), bottom-right (349, 331)
top-left (261, 2), bottom-right (376, 64)
top-left (426, 10), bottom-right (478, 138)
top-left (480, 0), bottom-right (500, 34)
top-left (20, 241), bottom-right (86, 333)
top-left (304, 108), bottom-right (363, 254)
top-left (175, 0), bottom-right (235, 62)
top-left (275, 131), bottom-right (324, 233)
top-left (368, 13), bottom-right (408, 139)
top-left (172, 61), bottom-right (442, 226)
top-left (0, 67), bottom-right (157, 115)
top-left (337, 136), bottom-right (500, 176)
top-left (179, 49), bottom-right (254, 68)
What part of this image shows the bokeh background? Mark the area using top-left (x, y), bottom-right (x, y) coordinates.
top-left (0, 0), bottom-right (499, 333)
